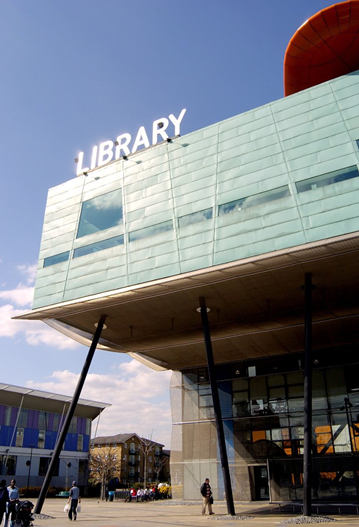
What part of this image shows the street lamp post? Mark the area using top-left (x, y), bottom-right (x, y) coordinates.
top-left (26, 444), bottom-right (35, 495)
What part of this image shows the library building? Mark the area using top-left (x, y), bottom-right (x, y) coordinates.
top-left (19, 0), bottom-right (359, 508)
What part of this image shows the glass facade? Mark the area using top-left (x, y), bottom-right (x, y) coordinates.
top-left (170, 346), bottom-right (359, 502)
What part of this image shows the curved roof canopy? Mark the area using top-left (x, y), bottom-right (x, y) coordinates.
top-left (284, 1), bottom-right (359, 96)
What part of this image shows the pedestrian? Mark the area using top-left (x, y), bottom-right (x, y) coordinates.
top-left (5, 479), bottom-right (19, 527)
top-left (67, 481), bottom-right (81, 521)
top-left (136, 488), bottom-right (141, 502)
top-left (0, 480), bottom-right (9, 527)
top-left (200, 477), bottom-right (214, 516)
top-left (130, 487), bottom-right (136, 501)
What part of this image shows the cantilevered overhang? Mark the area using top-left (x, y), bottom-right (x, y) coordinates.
top-left (16, 232), bottom-right (359, 372)
top-left (284, 0), bottom-right (359, 96)
top-left (0, 383), bottom-right (109, 419)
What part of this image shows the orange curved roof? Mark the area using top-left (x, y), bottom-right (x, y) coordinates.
top-left (284, 1), bottom-right (359, 96)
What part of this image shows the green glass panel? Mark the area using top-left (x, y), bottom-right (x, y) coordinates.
top-left (178, 208), bottom-right (213, 227)
top-left (43, 251), bottom-right (70, 268)
top-left (129, 220), bottom-right (173, 242)
top-left (218, 186), bottom-right (290, 216)
top-left (74, 235), bottom-right (124, 258)
top-left (296, 165), bottom-right (359, 193)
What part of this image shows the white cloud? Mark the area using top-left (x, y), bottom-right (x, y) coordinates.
top-left (0, 304), bottom-right (79, 350)
top-left (16, 263), bottom-right (38, 285)
top-left (26, 361), bottom-right (173, 448)
top-left (0, 285), bottom-right (34, 307)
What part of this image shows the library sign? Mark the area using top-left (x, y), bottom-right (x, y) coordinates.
top-left (76, 109), bottom-right (186, 176)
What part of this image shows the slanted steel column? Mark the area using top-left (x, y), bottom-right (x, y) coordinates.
top-left (34, 315), bottom-right (107, 514)
top-left (303, 273), bottom-right (313, 517)
top-left (198, 297), bottom-right (235, 516)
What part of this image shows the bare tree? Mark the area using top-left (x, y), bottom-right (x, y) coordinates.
top-left (139, 436), bottom-right (156, 489)
top-left (88, 446), bottom-right (122, 500)
top-left (154, 455), bottom-right (168, 482)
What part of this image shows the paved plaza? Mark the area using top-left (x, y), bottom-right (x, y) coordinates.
top-left (31, 499), bottom-right (359, 527)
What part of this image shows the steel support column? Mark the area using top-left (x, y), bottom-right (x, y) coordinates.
top-left (34, 315), bottom-right (107, 514)
top-left (303, 273), bottom-right (313, 517)
top-left (198, 297), bottom-right (235, 516)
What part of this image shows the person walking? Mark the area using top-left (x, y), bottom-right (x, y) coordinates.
top-left (0, 480), bottom-right (9, 527)
top-left (5, 479), bottom-right (19, 527)
top-left (200, 477), bottom-right (214, 516)
top-left (67, 481), bottom-right (81, 521)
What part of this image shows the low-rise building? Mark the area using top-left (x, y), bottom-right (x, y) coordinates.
top-left (0, 383), bottom-right (109, 491)
top-left (90, 433), bottom-right (165, 485)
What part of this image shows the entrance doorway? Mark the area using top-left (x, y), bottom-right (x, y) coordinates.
top-left (253, 465), bottom-right (269, 500)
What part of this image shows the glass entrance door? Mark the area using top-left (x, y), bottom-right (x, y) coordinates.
top-left (253, 465), bottom-right (269, 500)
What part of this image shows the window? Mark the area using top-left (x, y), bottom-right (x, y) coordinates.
top-left (129, 443), bottom-right (135, 454)
top-left (79, 459), bottom-right (87, 475)
top-left (74, 235), bottom-right (124, 259)
top-left (129, 220), bottom-right (173, 242)
top-left (5, 407), bottom-right (11, 426)
top-left (85, 418), bottom-right (91, 435)
top-left (38, 430), bottom-right (45, 449)
top-left (39, 457), bottom-right (59, 477)
top-left (38, 412), bottom-right (47, 430)
top-left (77, 435), bottom-right (83, 452)
top-left (218, 186), bottom-right (290, 216)
top-left (232, 379), bottom-right (250, 417)
top-left (77, 188), bottom-right (123, 238)
top-left (295, 165), bottom-right (359, 193)
top-left (198, 384), bottom-right (214, 419)
top-left (123, 454), bottom-right (127, 461)
top-left (17, 409), bottom-right (28, 428)
top-left (16, 428), bottom-right (24, 447)
top-left (43, 251), bottom-right (70, 268)
top-left (68, 417), bottom-right (77, 434)
top-left (0, 455), bottom-right (16, 476)
top-left (178, 208), bottom-right (213, 227)
top-left (52, 414), bottom-right (59, 432)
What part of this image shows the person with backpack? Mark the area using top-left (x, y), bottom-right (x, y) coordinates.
top-left (200, 477), bottom-right (214, 516)
top-left (0, 480), bottom-right (9, 526)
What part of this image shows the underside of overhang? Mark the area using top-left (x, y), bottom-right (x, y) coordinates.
top-left (16, 232), bottom-right (359, 371)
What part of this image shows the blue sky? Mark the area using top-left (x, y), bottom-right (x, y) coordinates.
top-left (0, 0), bottom-right (338, 448)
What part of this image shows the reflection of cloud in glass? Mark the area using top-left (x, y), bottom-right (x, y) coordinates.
top-left (77, 188), bottom-right (123, 238)
top-left (129, 221), bottom-right (173, 242)
top-left (74, 235), bottom-right (124, 259)
top-left (91, 188), bottom-right (122, 211)
top-left (178, 208), bottom-right (213, 227)
top-left (296, 165), bottom-right (358, 193)
top-left (218, 186), bottom-right (290, 216)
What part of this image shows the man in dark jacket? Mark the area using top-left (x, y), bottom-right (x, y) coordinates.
top-left (0, 480), bottom-right (9, 526)
top-left (200, 478), bottom-right (214, 515)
